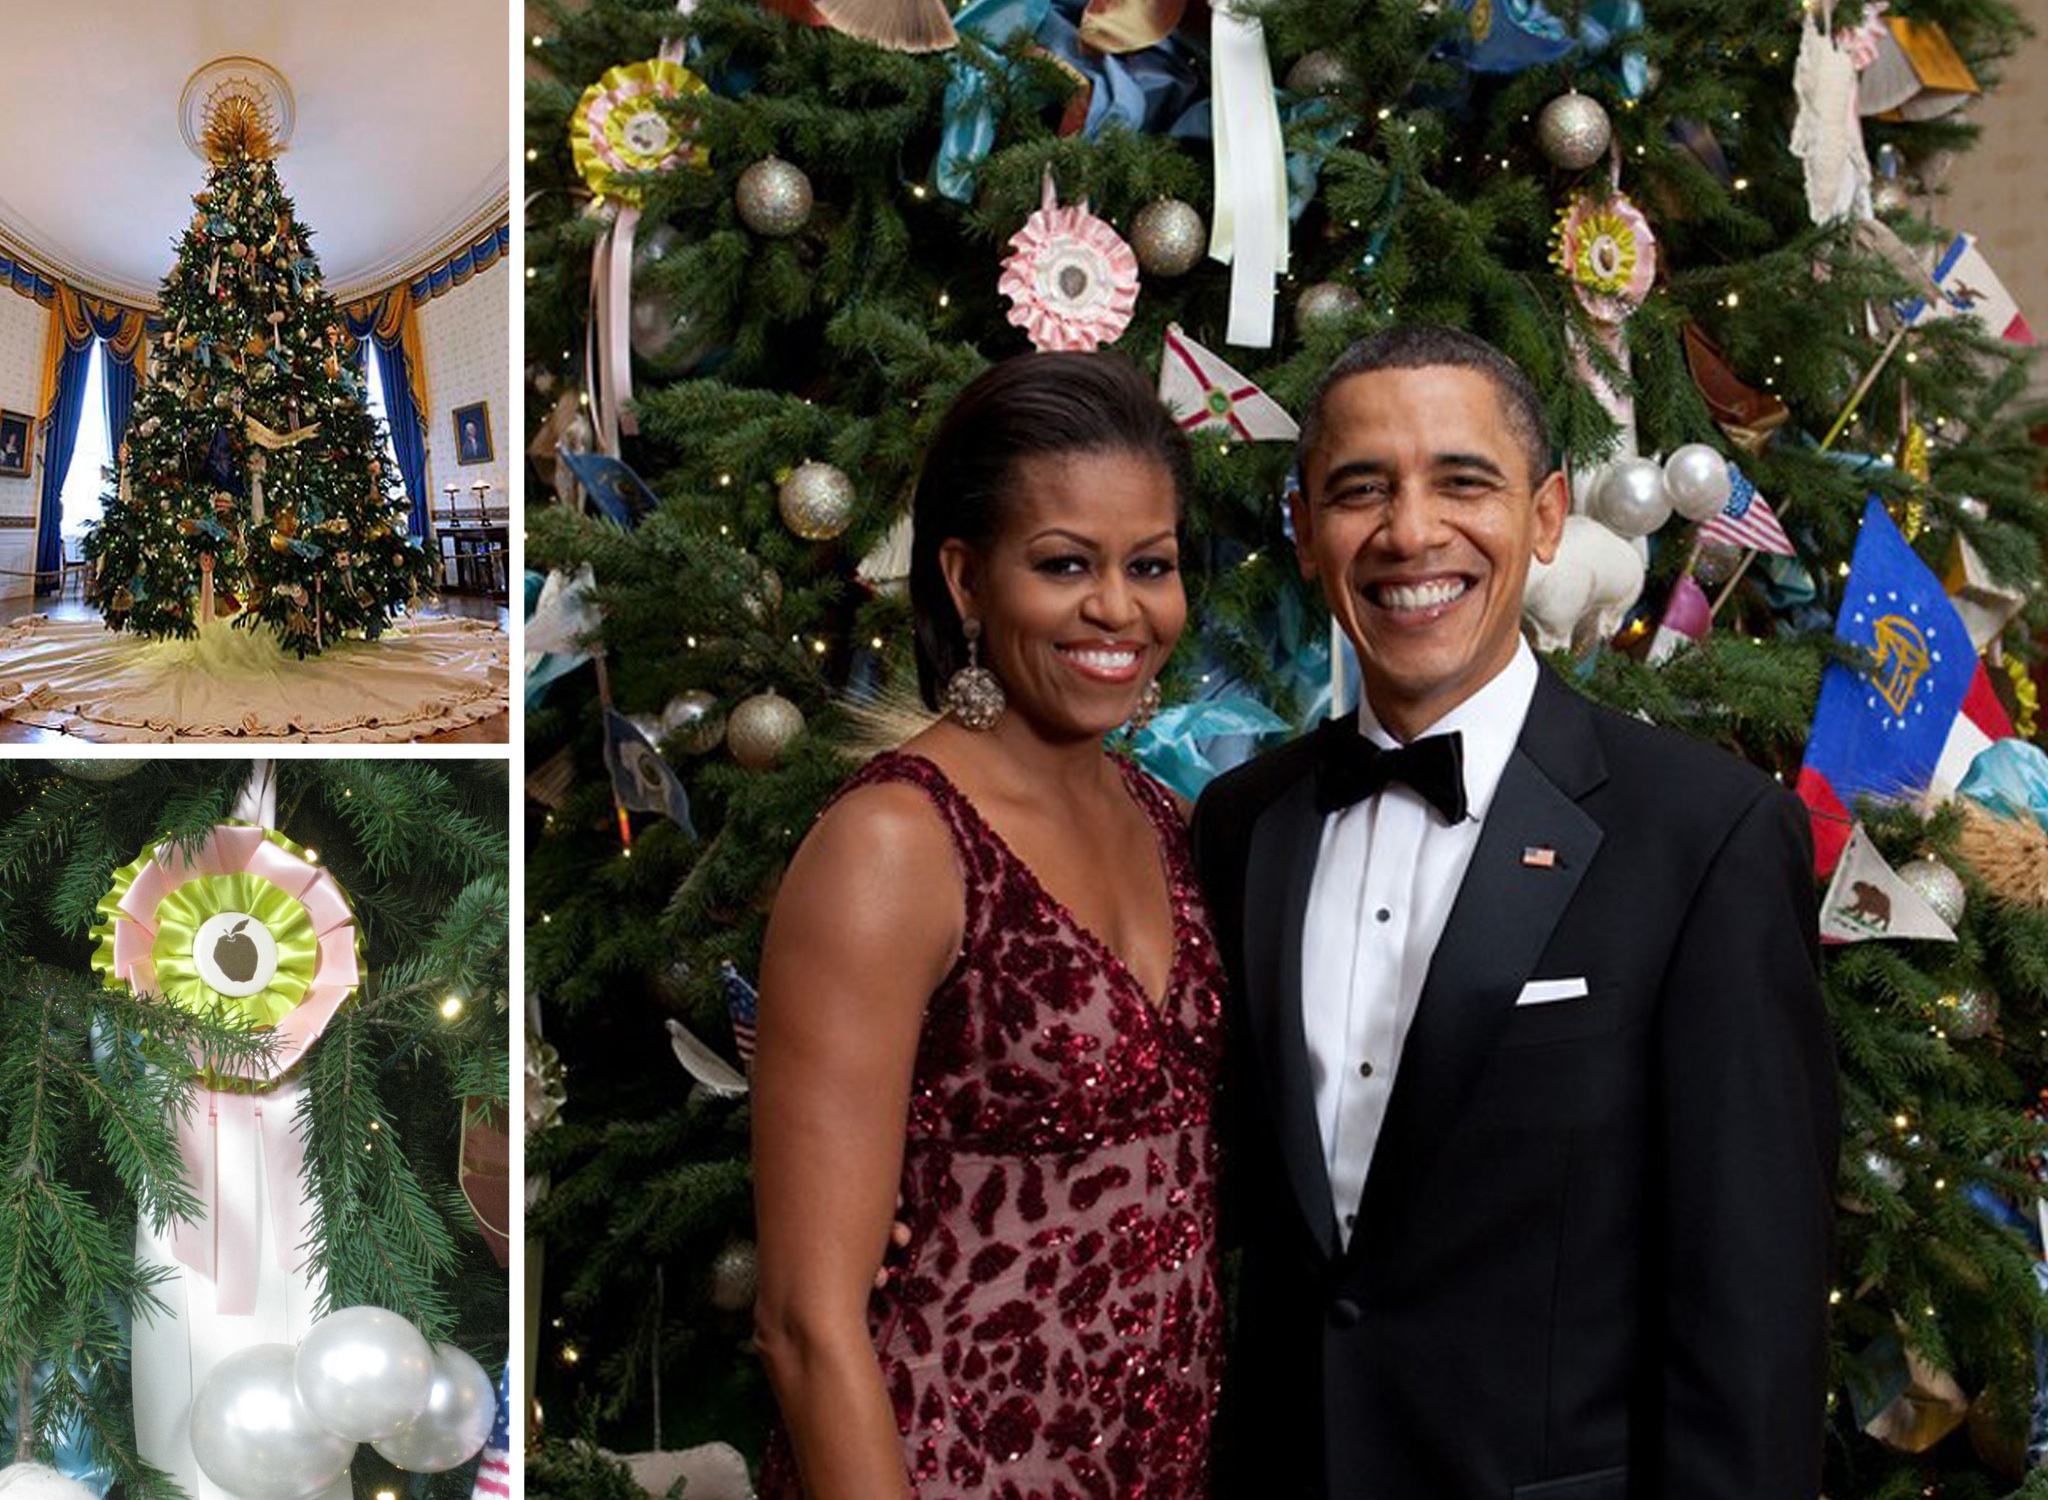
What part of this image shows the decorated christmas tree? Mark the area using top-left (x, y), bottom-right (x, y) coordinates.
top-left (85, 99), bottom-right (436, 658)
top-left (0, 758), bottom-right (511, 1500)
top-left (524, 0), bottom-right (2048, 1491)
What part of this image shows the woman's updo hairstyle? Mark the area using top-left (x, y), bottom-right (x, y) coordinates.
top-left (907, 350), bottom-right (1195, 709)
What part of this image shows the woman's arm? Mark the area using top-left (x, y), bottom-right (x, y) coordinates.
top-left (752, 782), bottom-right (965, 1500)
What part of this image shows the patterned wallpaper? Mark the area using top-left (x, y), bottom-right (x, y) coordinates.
top-left (1932, 0), bottom-right (2048, 395)
top-left (418, 267), bottom-right (511, 524)
top-left (0, 291), bottom-right (45, 526)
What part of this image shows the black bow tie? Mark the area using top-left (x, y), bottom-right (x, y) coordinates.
top-left (1314, 724), bottom-right (1469, 824)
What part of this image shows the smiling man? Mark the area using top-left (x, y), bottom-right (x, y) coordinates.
top-left (1192, 326), bottom-right (1838, 1500)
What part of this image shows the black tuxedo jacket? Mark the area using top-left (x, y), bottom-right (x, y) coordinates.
top-left (1191, 667), bottom-right (1836, 1500)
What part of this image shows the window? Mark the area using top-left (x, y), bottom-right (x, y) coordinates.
top-left (360, 341), bottom-right (406, 493)
top-left (58, 343), bottom-right (109, 556)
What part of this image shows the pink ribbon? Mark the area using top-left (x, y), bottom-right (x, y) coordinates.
top-left (588, 205), bottom-right (642, 455)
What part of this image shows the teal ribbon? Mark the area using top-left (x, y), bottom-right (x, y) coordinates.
top-left (1443, 0), bottom-right (1648, 98)
top-left (1130, 694), bottom-right (1290, 801)
top-left (1958, 739), bottom-right (2048, 827)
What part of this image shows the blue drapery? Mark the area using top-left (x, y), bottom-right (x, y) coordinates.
top-left (34, 341), bottom-right (91, 592)
top-left (101, 344), bottom-right (137, 452)
top-left (343, 306), bottom-right (430, 538)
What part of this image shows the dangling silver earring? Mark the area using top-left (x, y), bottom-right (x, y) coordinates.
top-left (942, 617), bottom-right (1006, 731)
top-left (1126, 680), bottom-right (1163, 734)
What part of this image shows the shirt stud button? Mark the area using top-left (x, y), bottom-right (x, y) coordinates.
top-left (1375, 907), bottom-right (1391, 923)
top-left (1357, 1059), bottom-right (1374, 1079)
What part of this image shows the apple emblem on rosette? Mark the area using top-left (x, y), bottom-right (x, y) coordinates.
top-left (194, 909), bottom-right (283, 1000)
top-left (215, 917), bottom-right (259, 983)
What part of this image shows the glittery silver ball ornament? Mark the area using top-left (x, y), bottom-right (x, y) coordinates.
top-left (727, 690), bottom-right (805, 770)
top-left (1937, 985), bottom-right (1996, 1041)
top-left (662, 690), bottom-right (726, 755)
top-left (778, 460), bottom-right (856, 541)
top-left (1130, 198), bottom-right (1206, 278)
top-left (1898, 855), bottom-right (1966, 929)
top-left (736, 158), bottom-right (814, 238)
top-left (709, 1240), bottom-right (759, 1311)
top-left (1285, 49), bottom-right (1356, 95)
top-left (1294, 281), bottom-right (1365, 339)
top-left (1589, 457), bottom-right (1672, 537)
top-left (1873, 178), bottom-right (1913, 215)
top-left (1537, 91), bottom-right (1613, 171)
top-left (51, 758), bottom-right (144, 782)
top-left (1662, 443), bottom-right (1733, 522)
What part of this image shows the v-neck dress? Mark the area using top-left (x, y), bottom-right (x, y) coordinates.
top-left (761, 750), bottom-right (1226, 1500)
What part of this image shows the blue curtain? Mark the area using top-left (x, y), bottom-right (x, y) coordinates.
top-left (343, 307), bottom-right (430, 538)
top-left (101, 342), bottom-right (136, 452)
top-left (34, 341), bottom-right (92, 592)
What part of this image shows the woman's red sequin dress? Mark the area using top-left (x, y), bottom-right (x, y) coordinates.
top-left (762, 751), bottom-right (1225, 1500)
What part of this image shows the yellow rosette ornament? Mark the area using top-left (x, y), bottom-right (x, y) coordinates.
top-left (568, 57), bottom-right (711, 453)
top-left (91, 820), bottom-right (361, 1316)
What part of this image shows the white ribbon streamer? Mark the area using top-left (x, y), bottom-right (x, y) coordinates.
top-left (1209, 6), bottom-right (1289, 349)
top-left (589, 206), bottom-right (643, 455)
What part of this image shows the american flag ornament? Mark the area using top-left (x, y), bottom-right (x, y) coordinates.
top-left (470, 1365), bottom-right (511, 1500)
top-left (1698, 462), bottom-right (1797, 557)
top-left (721, 961), bottom-right (759, 1068)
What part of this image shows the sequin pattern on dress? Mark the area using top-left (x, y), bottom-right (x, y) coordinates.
top-left (761, 751), bottom-right (1225, 1500)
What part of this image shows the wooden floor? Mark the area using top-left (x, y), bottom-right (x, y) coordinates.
top-left (0, 591), bottom-right (511, 746)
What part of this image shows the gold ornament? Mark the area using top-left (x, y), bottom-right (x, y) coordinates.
top-left (726, 690), bottom-right (804, 769)
top-left (203, 95), bottom-right (278, 163)
top-left (777, 461), bottom-right (856, 540)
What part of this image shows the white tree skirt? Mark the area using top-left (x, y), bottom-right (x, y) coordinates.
top-left (0, 613), bottom-right (508, 741)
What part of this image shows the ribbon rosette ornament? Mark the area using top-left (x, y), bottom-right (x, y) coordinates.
top-left (1551, 188), bottom-right (1656, 325)
top-left (999, 173), bottom-right (1141, 352)
top-left (94, 822), bottom-right (360, 1083)
top-left (569, 58), bottom-right (709, 207)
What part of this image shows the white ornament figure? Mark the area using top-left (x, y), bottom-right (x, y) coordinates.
top-left (1523, 514), bottom-right (1647, 653)
top-left (1791, 12), bottom-right (1874, 224)
top-left (0, 1466), bottom-right (103, 1500)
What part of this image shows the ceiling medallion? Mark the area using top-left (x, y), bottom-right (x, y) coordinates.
top-left (179, 56), bottom-right (296, 162)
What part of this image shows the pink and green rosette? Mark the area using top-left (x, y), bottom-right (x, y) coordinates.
top-left (569, 57), bottom-right (709, 207)
top-left (91, 821), bottom-right (361, 1087)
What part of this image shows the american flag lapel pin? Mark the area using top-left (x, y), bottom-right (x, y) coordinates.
top-left (1521, 845), bottom-right (1558, 869)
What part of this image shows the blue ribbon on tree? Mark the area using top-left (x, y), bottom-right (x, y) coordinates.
top-left (206, 214), bottom-right (234, 238)
top-left (289, 255), bottom-right (320, 291)
top-left (1959, 739), bottom-right (2048, 827)
top-left (1129, 692), bottom-right (1290, 800)
top-left (1440, 0), bottom-right (1648, 97)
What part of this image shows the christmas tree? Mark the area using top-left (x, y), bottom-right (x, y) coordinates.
top-left (523, 0), bottom-right (2048, 1491)
top-left (0, 757), bottom-right (510, 1500)
top-left (85, 100), bottom-right (437, 659)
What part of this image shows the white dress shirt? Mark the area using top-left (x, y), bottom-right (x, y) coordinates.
top-left (1300, 641), bottom-right (1540, 1245)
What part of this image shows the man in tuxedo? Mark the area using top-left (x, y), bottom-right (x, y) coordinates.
top-left (1192, 326), bottom-right (1836, 1500)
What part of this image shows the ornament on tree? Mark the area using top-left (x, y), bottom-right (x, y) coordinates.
top-left (369, 1343), bottom-right (498, 1473)
top-left (1129, 198), bottom-right (1206, 278)
top-left (727, 690), bottom-right (805, 769)
top-left (736, 157), bottom-right (814, 237)
top-left (189, 1344), bottom-right (353, 1500)
top-left (810, 0), bottom-right (957, 53)
top-left (1588, 456), bottom-right (1672, 537)
top-left (1897, 856), bottom-right (1966, 929)
top-left (1294, 281), bottom-right (1365, 338)
top-left (1552, 189), bottom-right (1657, 324)
top-left (51, 758), bottom-right (144, 782)
top-left (998, 173), bottom-right (1140, 352)
top-left (569, 59), bottom-right (709, 207)
top-left (778, 460), bottom-right (857, 540)
top-left (662, 690), bottom-right (726, 754)
top-left (709, 1240), bottom-right (760, 1311)
top-left (293, 1306), bottom-right (435, 1442)
top-left (1285, 49), bottom-right (1356, 95)
top-left (1662, 443), bottom-right (1734, 522)
top-left (1936, 985), bottom-right (1996, 1041)
top-left (1537, 91), bottom-right (1613, 170)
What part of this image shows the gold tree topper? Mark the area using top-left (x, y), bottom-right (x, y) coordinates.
top-left (203, 94), bottom-right (278, 163)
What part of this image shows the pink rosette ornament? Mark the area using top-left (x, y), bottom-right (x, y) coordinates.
top-left (999, 173), bottom-right (1141, 352)
top-left (91, 821), bottom-right (361, 1315)
top-left (1551, 189), bottom-right (1658, 325)
top-left (569, 58), bottom-right (709, 208)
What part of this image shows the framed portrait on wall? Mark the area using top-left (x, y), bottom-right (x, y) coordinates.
top-left (0, 410), bottom-right (31, 478)
top-left (452, 401), bottom-right (494, 466)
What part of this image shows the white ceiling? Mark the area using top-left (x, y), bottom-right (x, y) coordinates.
top-left (0, 0), bottom-right (508, 307)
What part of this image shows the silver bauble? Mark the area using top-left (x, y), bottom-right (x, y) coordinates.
top-left (189, 1343), bottom-right (354, 1500)
top-left (778, 460), bottom-right (856, 541)
top-left (1294, 281), bottom-right (1365, 339)
top-left (1938, 985), bottom-right (1996, 1041)
top-left (1589, 457), bottom-right (1672, 537)
top-left (51, 758), bottom-right (143, 782)
top-left (633, 223), bottom-right (683, 275)
top-left (662, 690), bottom-right (726, 755)
top-left (736, 158), bottom-right (814, 238)
top-left (1285, 49), bottom-right (1356, 95)
top-left (293, 1306), bottom-right (435, 1442)
top-left (727, 691), bottom-right (804, 770)
top-left (1537, 91), bottom-right (1613, 171)
top-left (709, 1239), bottom-right (760, 1311)
top-left (1873, 178), bottom-right (1913, 216)
top-left (1130, 198), bottom-right (1206, 278)
top-left (1862, 1149), bottom-right (1905, 1192)
top-left (1662, 444), bottom-right (1734, 522)
top-left (370, 1344), bottom-right (496, 1473)
top-left (1693, 541), bottom-right (1743, 587)
top-left (1898, 856), bottom-right (1966, 928)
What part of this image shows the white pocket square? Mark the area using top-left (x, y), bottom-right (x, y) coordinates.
top-left (1515, 977), bottom-right (1590, 1006)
